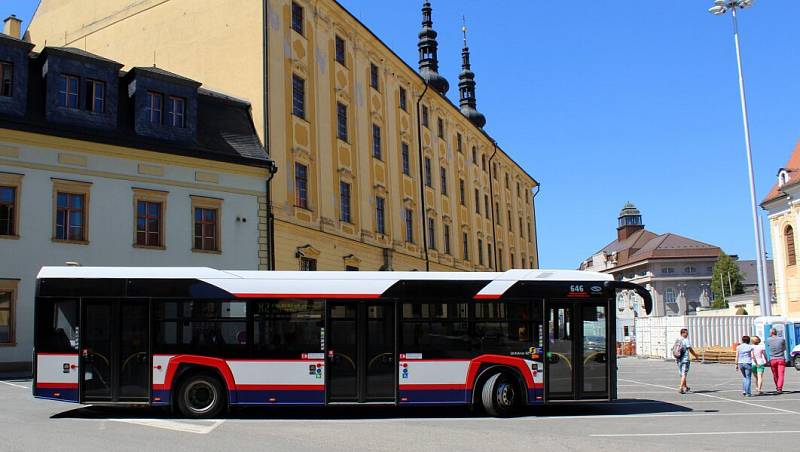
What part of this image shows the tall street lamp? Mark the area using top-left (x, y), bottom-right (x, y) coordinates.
top-left (708, 0), bottom-right (771, 316)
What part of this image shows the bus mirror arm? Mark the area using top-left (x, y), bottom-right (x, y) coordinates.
top-left (604, 281), bottom-right (653, 315)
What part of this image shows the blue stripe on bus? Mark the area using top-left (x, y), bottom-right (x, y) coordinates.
top-left (34, 387), bottom-right (79, 402)
top-left (151, 390), bottom-right (171, 405)
top-left (528, 388), bottom-right (544, 404)
top-left (233, 389), bottom-right (325, 405)
top-left (399, 389), bottom-right (469, 404)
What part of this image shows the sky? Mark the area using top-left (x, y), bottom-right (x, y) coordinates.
top-left (4, 0), bottom-right (800, 269)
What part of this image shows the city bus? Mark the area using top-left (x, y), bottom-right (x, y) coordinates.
top-left (32, 267), bottom-right (652, 418)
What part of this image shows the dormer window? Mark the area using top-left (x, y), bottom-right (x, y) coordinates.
top-left (167, 96), bottom-right (186, 128)
top-left (779, 170), bottom-right (789, 187)
top-left (57, 74), bottom-right (80, 109)
top-left (146, 91), bottom-right (163, 124)
top-left (0, 62), bottom-right (12, 97)
top-left (86, 79), bottom-right (105, 113)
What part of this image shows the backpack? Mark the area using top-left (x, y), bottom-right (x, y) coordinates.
top-left (672, 338), bottom-right (685, 359)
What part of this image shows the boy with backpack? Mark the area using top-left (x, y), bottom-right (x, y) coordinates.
top-left (674, 328), bottom-right (699, 394)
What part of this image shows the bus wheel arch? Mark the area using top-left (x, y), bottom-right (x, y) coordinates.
top-left (172, 364), bottom-right (229, 419)
top-left (472, 364), bottom-right (527, 415)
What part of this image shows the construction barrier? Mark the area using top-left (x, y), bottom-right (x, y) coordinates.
top-left (634, 315), bottom-right (755, 360)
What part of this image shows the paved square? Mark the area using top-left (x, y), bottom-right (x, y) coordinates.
top-left (1, 359), bottom-right (798, 451)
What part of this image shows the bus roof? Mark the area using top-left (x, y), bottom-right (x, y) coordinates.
top-left (37, 267), bottom-right (613, 282)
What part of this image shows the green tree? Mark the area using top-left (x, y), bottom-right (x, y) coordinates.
top-left (710, 252), bottom-right (744, 308)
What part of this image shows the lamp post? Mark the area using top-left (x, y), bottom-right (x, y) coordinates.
top-left (708, 0), bottom-right (770, 316)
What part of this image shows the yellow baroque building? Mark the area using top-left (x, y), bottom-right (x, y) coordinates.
top-left (26, 0), bottom-right (539, 271)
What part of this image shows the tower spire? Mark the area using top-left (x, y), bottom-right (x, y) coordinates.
top-left (418, 1), bottom-right (449, 95)
top-left (458, 17), bottom-right (486, 128)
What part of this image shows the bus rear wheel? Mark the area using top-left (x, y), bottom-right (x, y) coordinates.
top-left (481, 372), bottom-right (519, 417)
top-left (176, 373), bottom-right (225, 419)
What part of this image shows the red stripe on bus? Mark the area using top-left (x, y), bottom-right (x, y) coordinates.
top-left (473, 294), bottom-right (501, 299)
top-left (234, 293), bottom-right (381, 299)
top-left (235, 384), bottom-right (325, 391)
top-left (399, 384), bottom-right (466, 391)
top-left (37, 382), bottom-right (78, 389)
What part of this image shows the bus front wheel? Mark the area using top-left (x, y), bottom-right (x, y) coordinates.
top-left (481, 372), bottom-right (519, 417)
top-left (176, 373), bottom-right (226, 419)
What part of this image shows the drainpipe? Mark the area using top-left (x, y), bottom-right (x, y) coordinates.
top-left (531, 183), bottom-right (541, 268)
top-left (415, 82), bottom-right (430, 271)
top-left (262, 0), bottom-right (275, 270)
top-left (488, 140), bottom-right (498, 270)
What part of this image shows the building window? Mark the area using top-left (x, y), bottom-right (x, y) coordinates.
top-left (510, 253), bottom-right (515, 269)
top-left (0, 62), bottom-right (12, 97)
top-left (335, 35), bottom-right (346, 65)
top-left (471, 146), bottom-right (477, 164)
top-left (0, 281), bottom-right (17, 345)
top-left (440, 167), bottom-right (448, 195)
top-left (786, 225), bottom-right (796, 266)
top-left (401, 142), bottom-right (410, 176)
top-left (481, 154), bottom-right (486, 171)
top-left (404, 208), bottom-right (414, 243)
top-left (424, 157), bottom-right (432, 187)
top-left (295, 162), bottom-right (308, 209)
top-left (665, 287), bottom-right (676, 304)
top-left (505, 172), bottom-right (510, 189)
top-left (370, 63), bottom-right (379, 91)
top-left (462, 232), bottom-right (469, 261)
top-left (292, 74), bottom-right (305, 119)
top-left (339, 181), bottom-right (351, 223)
top-left (456, 133), bottom-right (462, 153)
top-left (337, 102), bottom-right (348, 141)
top-left (291, 2), bottom-right (304, 35)
top-left (528, 221), bottom-right (532, 241)
top-left (508, 210), bottom-right (513, 232)
top-left (517, 182), bottom-right (521, 197)
top-left (300, 257), bottom-right (317, 271)
top-left (498, 249), bottom-right (504, 271)
top-left (488, 243), bottom-right (493, 269)
top-left (58, 74), bottom-right (80, 109)
top-left (437, 118), bottom-right (444, 138)
top-left (422, 105), bottom-right (429, 128)
top-left (86, 79), bottom-right (105, 113)
top-left (372, 124), bottom-right (382, 159)
top-left (399, 87), bottom-right (407, 111)
top-left (0, 174), bottom-right (21, 238)
top-left (684, 266), bottom-right (696, 274)
top-left (167, 96), bottom-right (185, 128)
top-left (484, 195), bottom-right (490, 219)
top-left (145, 91), bottom-right (163, 124)
top-left (661, 267), bottom-right (675, 274)
top-left (478, 238), bottom-right (484, 266)
top-left (526, 190), bottom-right (530, 204)
top-left (459, 179), bottom-right (465, 205)
top-left (474, 189), bottom-right (480, 215)
top-left (133, 188), bottom-right (166, 248)
top-left (494, 164), bottom-right (498, 180)
top-left (53, 180), bottom-right (90, 243)
top-left (519, 217), bottom-right (523, 236)
top-left (496, 203), bottom-right (501, 224)
top-left (427, 217), bottom-right (436, 250)
top-left (376, 196), bottom-right (385, 235)
top-left (192, 201), bottom-right (220, 252)
top-left (444, 224), bottom-right (451, 255)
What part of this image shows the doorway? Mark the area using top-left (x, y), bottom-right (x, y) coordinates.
top-left (80, 300), bottom-right (150, 403)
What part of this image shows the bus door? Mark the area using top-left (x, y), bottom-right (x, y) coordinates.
top-left (80, 300), bottom-right (150, 403)
top-left (544, 300), bottom-right (609, 401)
top-left (326, 301), bottom-right (395, 403)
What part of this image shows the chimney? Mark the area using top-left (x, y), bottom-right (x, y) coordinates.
top-left (3, 15), bottom-right (22, 39)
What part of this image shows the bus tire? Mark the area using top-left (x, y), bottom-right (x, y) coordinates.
top-left (481, 372), bottom-right (519, 417)
top-left (176, 373), bottom-right (226, 419)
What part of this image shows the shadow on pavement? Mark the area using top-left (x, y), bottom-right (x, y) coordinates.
top-left (51, 399), bottom-right (692, 421)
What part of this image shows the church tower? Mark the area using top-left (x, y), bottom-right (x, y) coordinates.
top-left (418, 1), bottom-right (449, 95)
top-left (458, 19), bottom-right (486, 129)
top-left (617, 202), bottom-right (644, 241)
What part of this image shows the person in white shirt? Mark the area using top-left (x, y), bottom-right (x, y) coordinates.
top-left (751, 336), bottom-right (768, 395)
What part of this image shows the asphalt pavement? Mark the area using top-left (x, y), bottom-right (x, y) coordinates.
top-left (1, 358), bottom-right (799, 451)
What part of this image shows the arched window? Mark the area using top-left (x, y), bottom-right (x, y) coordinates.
top-left (786, 225), bottom-right (796, 266)
top-left (664, 287), bottom-right (676, 304)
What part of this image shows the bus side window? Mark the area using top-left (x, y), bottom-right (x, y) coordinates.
top-left (36, 299), bottom-right (79, 353)
top-left (253, 299), bottom-right (323, 358)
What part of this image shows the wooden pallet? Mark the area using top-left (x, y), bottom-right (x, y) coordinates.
top-left (696, 347), bottom-right (737, 363)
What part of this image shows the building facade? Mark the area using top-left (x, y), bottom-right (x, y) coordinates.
top-left (580, 203), bottom-right (721, 330)
top-left (761, 140), bottom-right (800, 319)
top-left (0, 27), bottom-right (273, 370)
top-left (25, 0), bottom-right (540, 272)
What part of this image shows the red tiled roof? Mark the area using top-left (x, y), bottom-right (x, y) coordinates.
top-left (585, 229), bottom-right (720, 270)
top-left (762, 139), bottom-right (800, 205)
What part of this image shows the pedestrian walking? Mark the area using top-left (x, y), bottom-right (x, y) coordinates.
top-left (673, 328), bottom-right (699, 394)
top-left (735, 336), bottom-right (755, 397)
top-left (766, 328), bottom-right (787, 394)
top-left (751, 335), bottom-right (767, 395)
